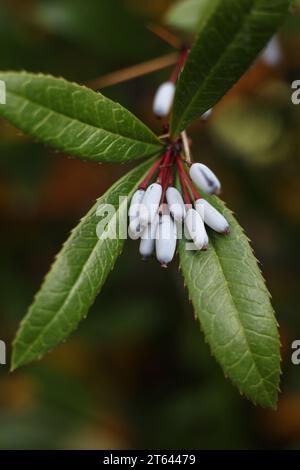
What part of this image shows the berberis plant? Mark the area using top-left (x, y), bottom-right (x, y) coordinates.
top-left (0, 0), bottom-right (293, 408)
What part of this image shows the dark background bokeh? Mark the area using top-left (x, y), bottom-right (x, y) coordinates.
top-left (0, 0), bottom-right (300, 450)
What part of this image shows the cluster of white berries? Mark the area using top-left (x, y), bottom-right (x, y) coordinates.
top-left (127, 47), bottom-right (228, 267)
top-left (128, 159), bottom-right (229, 268)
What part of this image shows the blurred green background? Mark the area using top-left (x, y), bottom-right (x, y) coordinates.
top-left (1, 0), bottom-right (300, 450)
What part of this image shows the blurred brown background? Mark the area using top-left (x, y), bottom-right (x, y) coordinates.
top-left (0, 0), bottom-right (300, 450)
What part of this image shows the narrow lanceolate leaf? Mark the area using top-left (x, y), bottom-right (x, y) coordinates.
top-left (179, 196), bottom-right (281, 409)
top-left (171, 0), bottom-right (292, 136)
top-left (0, 72), bottom-right (162, 162)
top-left (11, 158), bottom-right (155, 370)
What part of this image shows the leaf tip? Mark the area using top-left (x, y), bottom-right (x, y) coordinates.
top-left (10, 353), bottom-right (20, 373)
top-left (253, 388), bottom-right (279, 411)
top-left (267, 398), bottom-right (279, 412)
top-left (10, 335), bottom-right (33, 372)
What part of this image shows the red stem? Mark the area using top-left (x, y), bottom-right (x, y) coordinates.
top-left (160, 149), bottom-right (174, 203)
top-left (177, 157), bottom-right (200, 200)
top-left (139, 154), bottom-right (165, 190)
top-left (170, 47), bottom-right (189, 84)
top-left (176, 157), bottom-right (191, 205)
top-left (168, 167), bottom-right (174, 187)
top-left (158, 149), bottom-right (169, 182)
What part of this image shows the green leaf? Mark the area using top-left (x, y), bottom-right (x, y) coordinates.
top-left (179, 196), bottom-right (281, 408)
top-left (171, 0), bottom-right (292, 136)
top-left (165, 0), bottom-right (219, 34)
top-left (11, 158), bottom-right (156, 370)
top-left (0, 71), bottom-right (162, 162)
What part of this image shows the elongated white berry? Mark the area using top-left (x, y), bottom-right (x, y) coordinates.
top-left (129, 189), bottom-right (145, 220)
top-left (140, 236), bottom-right (155, 259)
top-left (201, 108), bottom-right (212, 120)
top-left (139, 183), bottom-right (162, 227)
top-left (156, 214), bottom-right (177, 267)
top-left (153, 81), bottom-right (175, 117)
top-left (203, 225), bottom-right (209, 250)
top-left (195, 199), bottom-right (229, 234)
top-left (189, 163), bottom-right (221, 195)
top-left (184, 208), bottom-right (206, 250)
top-left (166, 187), bottom-right (186, 222)
top-left (262, 36), bottom-right (281, 66)
top-left (128, 217), bottom-right (144, 240)
top-left (139, 218), bottom-right (158, 259)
